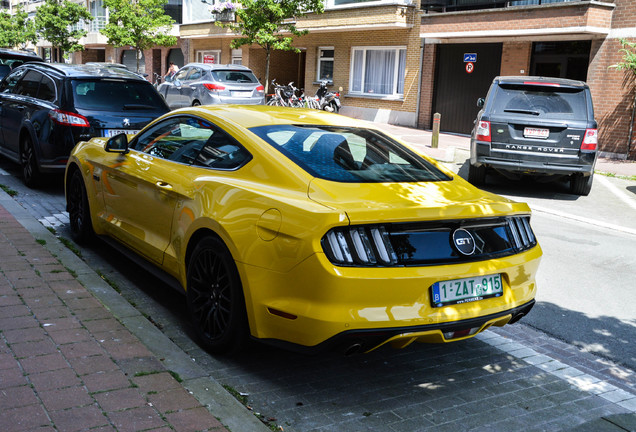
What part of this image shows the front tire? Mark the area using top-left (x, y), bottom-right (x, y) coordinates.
top-left (67, 169), bottom-right (94, 244)
top-left (186, 236), bottom-right (248, 354)
top-left (21, 135), bottom-right (41, 187)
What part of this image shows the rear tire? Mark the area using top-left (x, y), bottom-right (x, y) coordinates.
top-left (20, 135), bottom-right (41, 188)
top-left (67, 169), bottom-right (94, 244)
top-left (570, 173), bottom-right (593, 196)
top-left (192, 100), bottom-right (201, 106)
top-left (468, 164), bottom-right (487, 186)
top-left (186, 236), bottom-right (248, 354)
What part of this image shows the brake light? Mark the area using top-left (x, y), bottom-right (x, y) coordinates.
top-left (50, 109), bottom-right (90, 127)
top-left (256, 85), bottom-right (264, 93)
top-left (476, 120), bottom-right (491, 142)
top-left (581, 128), bottom-right (598, 151)
top-left (523, 81), bottom-right (560, 87)
top-left (203, 83), bottom-right (225, 91)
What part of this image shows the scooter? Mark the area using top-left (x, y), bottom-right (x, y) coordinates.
top-left (315, 81), bottom-right (341, 113)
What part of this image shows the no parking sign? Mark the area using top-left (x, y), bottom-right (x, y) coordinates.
top-left (465, 62), bottom-right (474, 73)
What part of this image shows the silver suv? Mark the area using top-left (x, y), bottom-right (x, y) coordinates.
top-left (157, 63), bottom-right (265, 109)
top-left (469, 76), bottom-right (598, 196)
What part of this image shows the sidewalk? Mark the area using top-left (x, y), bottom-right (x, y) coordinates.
top-left (0, 191), bottom-right (268, 431)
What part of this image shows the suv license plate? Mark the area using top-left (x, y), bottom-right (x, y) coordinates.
top-left (524, 127), bottom-right (549, 139)
top-left (431, 274), bottom-right (503, 308)
top-left (104, 129), bottom-right (139, 137)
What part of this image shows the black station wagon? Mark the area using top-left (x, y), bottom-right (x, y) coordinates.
top-left (0, 62), bottom-right (169, 186)
top-left (468, 76), bottom-right (598, 196)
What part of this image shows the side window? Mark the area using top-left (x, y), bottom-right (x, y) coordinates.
top-left (194, 129), bottom-right (251, 170)
top-left (37, 75), bottom-right (57, 102)
top-left (173, 67), bottom-right (189, 82)
top-left (317, 47), bottom-right (334, 83)
top-left (132, 116), bottom-right (214, 164)
top-left (0, 68), bottom-right (27, 93)
top-left (14, 70), bottom-right (42, 98)
top-left (188, 68), bottom-right (203, 81)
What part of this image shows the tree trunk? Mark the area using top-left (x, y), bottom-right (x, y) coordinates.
top-left (136, 49), bottom-right (141, 74)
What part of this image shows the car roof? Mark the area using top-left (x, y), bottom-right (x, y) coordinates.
top-left (0, 48), bottom-right (43, 62)
top-left (16, 62), bottom-right (149, 81)
top-left (494, 76), bottom-right (588, 89)
top-left (185, 105), bottom-right (371, 130)
top-left (181, 62), bottom-right (254, 72)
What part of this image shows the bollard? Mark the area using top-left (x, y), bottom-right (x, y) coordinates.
top-left (431, 113), bottom-right (441, 149)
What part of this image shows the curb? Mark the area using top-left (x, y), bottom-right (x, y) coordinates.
top-left (0, 188), bottom-right (270, 432)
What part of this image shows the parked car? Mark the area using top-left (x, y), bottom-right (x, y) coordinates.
top-left (468, 76), bottom-right (598, 196)
top-left (66, 105), bottom-right (542, 354)
top-left (157, 63), bottom-right (265, 109)
top-left (0, 48), bottom-right (43, 80)
top-left (0, 62), bottom-right (169, 186)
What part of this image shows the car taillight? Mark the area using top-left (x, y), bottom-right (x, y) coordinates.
top-left (256, 85), bottom-right (264, 93)
top-left (50, 109), bottom-right (90, 127)
top-left (581, 128), bottom-right (598, 151)
top-left (322, 226), bottom-right (397, 266)
top-left (476, 120), bottom-right (491, 142)
top-left (203, 83), bottom-right (225, 91)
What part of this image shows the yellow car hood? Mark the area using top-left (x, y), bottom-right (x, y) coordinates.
top-left (308, 177), bottom-right (528, 223)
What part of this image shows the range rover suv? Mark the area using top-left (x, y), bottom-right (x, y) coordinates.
top-left (468, 76), bottom-right (598, 196)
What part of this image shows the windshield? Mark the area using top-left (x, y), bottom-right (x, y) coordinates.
top-left (491, 84), bottom-right (588, 120)
top-left (250, 125), bottom-right (451, 183)
top-left (211, 70), bottom-right (258, 84)
top-left (72, 79), bottom-right (166, 111)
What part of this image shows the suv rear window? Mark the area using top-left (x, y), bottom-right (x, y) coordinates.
top-left (211, 70), bottom-right (258, 84)
top-left (72, 79), bottom-right (166, 111)
top-left (491, 84), bottom-right (588, 120)
top-left (250, 125), bottom-right (451, 183)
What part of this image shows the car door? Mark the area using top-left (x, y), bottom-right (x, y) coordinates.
top-left (165, 67), bottom-right (191, 109)
top-left (0, 68), bottom-right (31, 159)
top-left (179, 67), bottom-right (204, 106)
top-left (100, 115), bottom-right (214, 265)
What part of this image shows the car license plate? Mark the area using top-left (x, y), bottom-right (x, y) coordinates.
top-left (431, 274), bottom-right (503, 308)
top-left (231, 91), bottom-right (250, 98)
top-left (523, 127), bottom-right (549, 139)
top-left (104, 129), bottom-right (139, 137)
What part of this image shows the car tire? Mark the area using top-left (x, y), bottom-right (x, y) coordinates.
top-left (186, 236), bottom-right (248, 354)
top-left (67, 169), bottom-right (94, 244)
top-left (20, 135), bottom-right (41, 187)
top-left (468, 164), bottom-right (487, 186)
top-left (570, 173), bottom-right (593, 196)
top-left (192, 100), bottom-right (201, 106)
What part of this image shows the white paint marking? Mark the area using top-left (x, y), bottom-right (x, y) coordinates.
top-left (596, 175), bottom-right (636, 212)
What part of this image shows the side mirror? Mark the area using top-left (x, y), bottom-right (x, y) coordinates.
top-left (105, 133), bottom-right (129, 154)
top-left (477, 98), bottom-right (485, 108)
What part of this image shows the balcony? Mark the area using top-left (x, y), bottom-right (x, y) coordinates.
top-left (422, 0), bottom-right (603, 13)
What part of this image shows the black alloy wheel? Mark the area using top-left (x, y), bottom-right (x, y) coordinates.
top-left (186, 236), bottom-right (248, 353)
top-left (67, 169), bottom-right (94, 244)
top-left (20, 135), bottom-right (41, 187)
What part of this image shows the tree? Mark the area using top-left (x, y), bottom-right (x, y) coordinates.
top-left (0, 6), bottom-right (38, 49)
top-left (35, 0), bottom-right (92, 60)
top-left (610, 38), bottom-right (636, 157)
top-left (101, 0), bottom-right (177, 73)
top-left (220, 0), bottom-right (324, 94)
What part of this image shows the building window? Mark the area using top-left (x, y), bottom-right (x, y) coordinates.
top-left (89, 0), bottom-right (107, 32)
top-left (350, 46), bottom-right (406, 97)
top-left (231, 49), bottom-right (242, 65)
top-left (196, 50), bottom-right (221, 64)
top-left (317, 47), bottom-right (334, 83)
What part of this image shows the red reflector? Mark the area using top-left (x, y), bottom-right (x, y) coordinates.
top-left (203, 83), bottom-right (225, 91)
top-left (523, 81), bottom-right (561, 87)
top-left (267, 308), bottom-right (297, 320)
top-left (476, 120), bottom-right (491, 142)
top-left (581, 128), bottom-right (598, 151)
top-left (50, 109), bottom-right (90, 127)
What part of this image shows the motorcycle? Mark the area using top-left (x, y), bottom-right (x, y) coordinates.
top-left (315, 81), bottom-right (341, 113)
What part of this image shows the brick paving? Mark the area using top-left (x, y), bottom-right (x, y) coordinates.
top-left (0, 204), bottom-right (229, 432)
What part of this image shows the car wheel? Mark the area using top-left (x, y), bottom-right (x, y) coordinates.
top-left (570, 173), bottom-right (593, 196)
top-left (67, 169), bottom-right (94, 244)
top-left (192, 100), bottom-right (201, 106)
top-left (20, 135), bottom-right (41, 187)
top-left (468, 164), bottom-right (487, 186)
top-left (186, 236), bottom-right (248, 354)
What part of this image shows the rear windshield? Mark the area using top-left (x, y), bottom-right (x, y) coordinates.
top-left (491, 84), bottom-right (588, 120)
top-left (250, 125), bottom-right (451, 183)
top-left (211, 70), bottom-right (258, 84)
top-left (72, 79), bottom-right (166, 111)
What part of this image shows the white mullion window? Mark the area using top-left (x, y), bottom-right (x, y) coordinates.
top-left (317, 46), bottom-right (334, 83)
top-left (349, 46), bottom-right (407, 97)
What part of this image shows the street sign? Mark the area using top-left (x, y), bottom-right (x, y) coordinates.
top-left (464, 53), bottom-right (477, 63)
top-left (466, 62), bottom-right (474, 74)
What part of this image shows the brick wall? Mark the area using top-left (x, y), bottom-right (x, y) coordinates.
top-left (418, 43), bottom-right (436, 129)
top-left (500, 42), bottom-right (531, 76)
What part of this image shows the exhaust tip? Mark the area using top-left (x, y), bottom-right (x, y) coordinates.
top-left (344, 343), bottom-right (363, 356)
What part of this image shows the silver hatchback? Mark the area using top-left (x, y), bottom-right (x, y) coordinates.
top-left (157, 63), bottom-right (265, 109)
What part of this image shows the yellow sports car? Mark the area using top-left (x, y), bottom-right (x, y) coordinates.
top-left (65, 105), bottom-right (542, 354)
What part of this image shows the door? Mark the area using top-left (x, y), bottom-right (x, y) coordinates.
top-left (0, 69), bottom-right (41, 158)
top-left (166, 67), bottom-right (191, 108)
top-left (433, 43), bottom-right (502, 135)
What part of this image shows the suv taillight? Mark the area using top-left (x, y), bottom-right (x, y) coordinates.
top-left (476, 120), bottom-right (491, 142)
top-left (203, 83), bottom-right (225, 91)
top-left (581, 129), bottom-right (598, 151)
top-left (50, 109), bottom-right (90, 127)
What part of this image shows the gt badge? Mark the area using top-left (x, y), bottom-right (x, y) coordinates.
top-left (453, 229), bottom-right (476, 256)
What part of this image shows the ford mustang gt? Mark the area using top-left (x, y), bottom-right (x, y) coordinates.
top-left (65, 105), bottom-right (542, 354)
